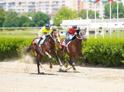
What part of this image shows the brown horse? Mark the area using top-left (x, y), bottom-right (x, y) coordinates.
top-left (60, 28), bottom-right (87, 71)
top-left (26, 29), bottom-right (63, 74)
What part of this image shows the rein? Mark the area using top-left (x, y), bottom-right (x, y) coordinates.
top-left (50, 34), bottom-right (54, 41)
top-left (50, 31), bottom-right (60, 43)
top-left (76, 35), bottom-right (83, 40)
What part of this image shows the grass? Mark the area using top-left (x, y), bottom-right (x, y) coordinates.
top-left (0, 30), bottom-right (38, 39)
top-left (0, 29), bottom-right (124, 38)
top-left (89, 30), bottom-right (124, 39)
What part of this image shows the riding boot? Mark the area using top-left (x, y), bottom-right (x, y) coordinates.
top-left (38, 37), bottom-right (42, 46)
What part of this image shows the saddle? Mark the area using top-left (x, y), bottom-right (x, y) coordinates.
top-left (61, 36), bottom-right (76, 47)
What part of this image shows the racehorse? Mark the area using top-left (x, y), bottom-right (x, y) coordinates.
top-left (60, 28), bottom-right (87, 71)
top-left (26, 28), bottom-right (63, 74)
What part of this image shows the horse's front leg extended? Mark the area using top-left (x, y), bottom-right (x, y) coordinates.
top-left (56, 55), bottom-right (63, 66)
top-left (55, 54), bottom-right (67, 72)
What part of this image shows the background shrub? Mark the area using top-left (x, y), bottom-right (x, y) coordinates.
top-left (83, 37), bottom-right (124, 66)
top-left (0, 37), bottom-right (32, 60)
top-left (0, 36), bottom-right (124, 67)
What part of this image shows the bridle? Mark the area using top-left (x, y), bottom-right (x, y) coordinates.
top-left (50, 30), bottom-right (60, 43)
top-left (76, 28), bottom-right (87, 40)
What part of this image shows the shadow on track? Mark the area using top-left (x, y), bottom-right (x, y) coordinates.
top-left (30, 72), bottom-right (58, 76)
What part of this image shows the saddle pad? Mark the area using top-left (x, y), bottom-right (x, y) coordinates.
top-left (61, 40), bottom-right (70, 48)
top-left (34, 38), bottom-right (40, 44)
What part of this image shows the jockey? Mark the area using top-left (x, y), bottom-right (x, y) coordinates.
top-left (64, 25), bottom-right (78, 44)
top-left (38, 24), bottom-right (52, 46)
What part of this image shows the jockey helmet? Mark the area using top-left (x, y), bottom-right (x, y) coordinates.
top-left (45, 24), bottom-right (50, 29)
top-left (72, 25), bottom-right (77, 29)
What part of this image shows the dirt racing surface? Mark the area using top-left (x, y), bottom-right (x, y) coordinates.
top-left (0, 59), bottom-right (124, 92)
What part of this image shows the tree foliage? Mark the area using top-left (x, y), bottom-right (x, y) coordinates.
top-left (104, 2), bottom-right (124, 18)
top-left (78, 10), bottom-right (99, 19)
top-left (31, 12), bottom-right (50, 27)
top-left (53, 7), bottom-right (78, 26)
top-left (0, 9), bottom-right (5, 27)
top-left (17, 16), bottom-right (33, 27)
top-left (3, 11), bottom-right (19, 27)
top-left (0, 11), bottom-right (49, 27)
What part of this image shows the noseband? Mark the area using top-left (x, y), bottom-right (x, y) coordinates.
top-left (76, 35), bottom-right (83, 40)
top-left (76, 29), bottom-right (86, 40)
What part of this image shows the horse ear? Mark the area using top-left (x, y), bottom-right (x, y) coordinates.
top-left (52, 28), bottom-right (57, 32)
top-left (53, 28), bottom-right (56, 31)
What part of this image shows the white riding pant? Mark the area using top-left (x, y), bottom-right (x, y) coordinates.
top-left (39, 35), bottom-right (46, 45)
top-left (67, 34), bottom-right (74, 40)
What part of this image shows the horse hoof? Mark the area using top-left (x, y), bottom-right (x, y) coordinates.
top-left (38, 73), bottom-right (40, 74)
top-left (50, 65), bottom-right (53, 69)
top-left (38, 72), bottom-right (45, 75)
top-left (58, 69), bottom-right (67, 72)
top-left (40, 72), bottom-right (45, 74)
top-left (65, 64), bottom-right (68, 68)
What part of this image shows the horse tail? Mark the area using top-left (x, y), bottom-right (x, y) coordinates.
top-left (26, 45), bottom-right (32, 53)
top-left (25, 38), bottom-right (37, 53)
top-left (22, 45), bottom-right (32, 58)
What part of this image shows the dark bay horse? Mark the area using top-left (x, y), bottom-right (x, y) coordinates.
top-left (26, 29), bottom-right (63, 74)
top-left (60, 28), bottom-right (87, 71)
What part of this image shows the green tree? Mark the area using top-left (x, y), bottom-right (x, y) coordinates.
top-left (16, 16), bottom-right (34, 27)
top-left (3, 11), bottom-right (49, 27)
top-left (89, 10), bottom-right (99, 19)
top-left (78, 10), bottom-right (87, 19)
top-left (31, 12), bottom-right (50, 27)
top-left (53, 7), bottom-right (78, 26)
top-left (104, 2), bottom-right (124, 18)
top-left (0, 9), bottom-right (5, 27)
top-left (78, 10), bottom-right (99, 19)
top-left (3, 11), bottom-right (19, 27)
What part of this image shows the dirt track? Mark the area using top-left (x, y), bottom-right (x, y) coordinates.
top-left (0, 59), bottom-right (124, 92)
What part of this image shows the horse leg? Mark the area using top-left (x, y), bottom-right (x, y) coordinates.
top-left (68, 57), bottom-right (76, 71)
top-left (54, 54), bottom-right (66, 72)
top-left (36, 55), bottom-right (40, 74)
top-left (44, 51), bottom-right (53, 69)
top-left (49, 61), bottom-right (53, 69)
top-left (57, 57), bottom-right (63, 69)
top-left (58, 57), bottom-right (64, 72)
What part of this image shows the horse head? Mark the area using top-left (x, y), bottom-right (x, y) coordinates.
top-left (76, 27), bottom-right (87, 40)
top-left (50, 28), bottom-right (61, 44)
